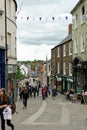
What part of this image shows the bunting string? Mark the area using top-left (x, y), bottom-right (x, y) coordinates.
top-left (14, 15), bottom-right (72, 22)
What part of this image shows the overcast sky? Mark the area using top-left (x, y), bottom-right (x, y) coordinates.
top-left (16, 0), bottom-right (79, 61)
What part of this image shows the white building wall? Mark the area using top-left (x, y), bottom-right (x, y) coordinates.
top-left (0, 0), bottom-right (17, 65)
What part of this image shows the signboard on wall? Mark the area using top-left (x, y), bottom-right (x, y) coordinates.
top-left (8, 65), bottom-right (17, 74)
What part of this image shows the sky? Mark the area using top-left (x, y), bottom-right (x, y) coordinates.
top-left (16, 0), bottom-right (79, 61)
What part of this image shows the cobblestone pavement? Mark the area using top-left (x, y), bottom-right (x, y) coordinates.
top-left (6, 94), bottom-right (87, 130)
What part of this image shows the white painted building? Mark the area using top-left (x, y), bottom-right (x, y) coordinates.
top-left (42, 60), bottom-right (51, 86)
top-left (0, 0), bottom-right (17, 99)
top-left (20, 64), bottom-right (28, 77)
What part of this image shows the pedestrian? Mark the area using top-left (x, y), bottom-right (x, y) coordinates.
top-left (42, 85), bottom-right (47, 100)
top-left (0, 88), bottom-right (14, 130)
top-left (32, 79), bottom-right (37, 98)
top-left (22, 86), bottom-right (28, 109)
top-left (52, 85), bottom-right (57, 100)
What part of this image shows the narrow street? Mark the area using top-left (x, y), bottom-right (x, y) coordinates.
top-left (6, 93), bottom-right (87, 130)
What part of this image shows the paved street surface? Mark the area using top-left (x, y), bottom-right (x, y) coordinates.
top-left (6, 93), bottom-right (87, 130)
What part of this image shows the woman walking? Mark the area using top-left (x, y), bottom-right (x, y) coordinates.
top-left (0, 88), bottom-right (14, 130)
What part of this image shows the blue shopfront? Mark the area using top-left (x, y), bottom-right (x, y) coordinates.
top-left (0, 48), bottom-right (5, 88)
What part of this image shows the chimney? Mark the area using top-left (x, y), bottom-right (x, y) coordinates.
top-left (68, 24), bottom-right (72, 35)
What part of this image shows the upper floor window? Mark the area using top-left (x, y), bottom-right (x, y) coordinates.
top-left (15, 37), bottom-right (17, 57)
top-left (63, 62), bottom-right (66, 75)
top-left (57, 62), bottom-right (60, 74)
top-left (57, 47), bottom-right (60, 57)
top-left (81, 34), bottom-right (85, 52)
top-left (63, 45), bottom-right (66, 57)
top-left (69, 41), bottom-right (72, 55)
top-left (7, 33), bottom-right (11, 56)
top-left (80, 5), bottom-right (85, 24)
top-left (75, 14), bottom-right (78, 28)
top-left (75, 38), bottom-right (78, 53)
top-left (7, 0), bottom-right (11, 18)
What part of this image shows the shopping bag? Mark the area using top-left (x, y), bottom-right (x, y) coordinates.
top-left (3, 106), bottom-right (12, 120)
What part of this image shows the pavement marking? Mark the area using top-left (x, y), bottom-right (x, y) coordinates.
top-left (21, 122), bottom-right (69, 125)
top-left (60, 106), bottom-right (70, 124)
top-left (21, 100), bottom-right (47, 124)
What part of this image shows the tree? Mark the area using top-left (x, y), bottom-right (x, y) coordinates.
top-left (16, 66), bottom-right (25, 79)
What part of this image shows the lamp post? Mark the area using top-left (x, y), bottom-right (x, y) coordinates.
top-left (4, 0), bottom-right (8, 89)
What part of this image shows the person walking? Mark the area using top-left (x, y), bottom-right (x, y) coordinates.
top-left (42, 85), bottom-right (47, 100)
top-left (22, 86), bottom-right (28, 109)
top-left (52, 85), bottom-right (57, 100)
top-left (0, 88), bottom-right (14, 130)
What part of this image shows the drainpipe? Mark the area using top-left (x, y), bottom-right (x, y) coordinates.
top-left (4, 0), bottom-right (8, 90)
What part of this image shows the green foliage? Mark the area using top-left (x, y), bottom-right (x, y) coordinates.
top-left (16, 66), bottom-right (25, 79)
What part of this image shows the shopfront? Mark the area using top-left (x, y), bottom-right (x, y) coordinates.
top-left (73, 57), bottom-right (87, 94)
top-left (7, 64), bottom-right (17, 100)
top-left (61, 76), bottom-right (74, 94)
top-left (0, 48), bottom-right (5, 88)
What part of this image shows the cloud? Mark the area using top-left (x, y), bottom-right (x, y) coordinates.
top-left (17, 41), bottom-right (54, 61)
top-left (16, 0), bottom-right (79, 61)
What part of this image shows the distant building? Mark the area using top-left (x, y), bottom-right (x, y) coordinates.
top-left (20, 64), bottom-right (28, 77)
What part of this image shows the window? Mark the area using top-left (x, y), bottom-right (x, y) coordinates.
top-left (69, 41), bottom-right (72, 55)
top-left (81, 34), bottom-right (85, 52)
top-left (57, 47), bottom-right (60, 57)
top-left (49, 65), bottom-right (50, 72)
top-left (75, 38), bottom-right (78, 53)
top-left (75, 14), bottom-right (78, 28)
top-left (63, 62), bottom-right (66, 75)
top-left (7, 0), bottom-right (11, 18)
top-left (57, 62), bottom-right (60, 73)
top-left (15, 37), bottom-right (17, 57)
top-left (7, 33), bottom-right (11, 56)
top-left (69, 63), bottom-right (72, 76)
top-left (80, 6), bottom-right (85, 23)
top-left (63, 45), bottom-right (66, 56)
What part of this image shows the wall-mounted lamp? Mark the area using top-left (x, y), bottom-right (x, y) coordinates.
top-left (0, 9), bottom-right (4, 15)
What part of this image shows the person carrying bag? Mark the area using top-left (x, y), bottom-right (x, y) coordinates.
top-left (3, 106), bottom-right (12, 120)
top-left (0, 88), bottom-right (14, 130)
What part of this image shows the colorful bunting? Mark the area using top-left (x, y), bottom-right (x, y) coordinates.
top-left (39, 17), bottom-right (42, 21)
top-left (65, 16), bottom-right (68, 20)
top-left (52, 17), bottom-right (55, 21)
top-left (27, 17), bottom-right (29, 20)
top-left (15, 15), bottom-right (70, 22)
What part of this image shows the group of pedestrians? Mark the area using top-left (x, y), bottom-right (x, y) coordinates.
top-left (18, 78), bottom-right (58, 109)
top-left (0, 88), bottom-right (14, 130)
top-left (19, 79), bottom-right (41, 100)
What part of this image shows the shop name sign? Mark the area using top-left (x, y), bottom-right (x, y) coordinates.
top-left (67, 78), bottom-right (73, 83)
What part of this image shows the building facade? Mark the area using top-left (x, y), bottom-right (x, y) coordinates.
top-left (71, 0), bottom-right (87, 93)
top-left (0, 0), bottom-right (17, 100)
top-left (51, 24), bottom-right (73, 93)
